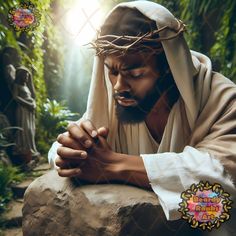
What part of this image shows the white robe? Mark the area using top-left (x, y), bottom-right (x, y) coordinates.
top-left (49, 1), bottom-right (236, 232)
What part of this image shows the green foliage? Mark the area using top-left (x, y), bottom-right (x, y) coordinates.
top-left (210, 1), bottom-right (236, 79)
top-left (0, 125), bottom-right (24, 213)
top-left (41, 98), bottom-right (79, 135)
top-left (21, 0), bottom-right (53, 113)
top-left (0, 126), bottom-right (22, 149)
top-left (0, 161), bottom-right (23, 213)
top-left (154, 0), bottom-right (236, 81)
top-left (37, 99), bottom-right (79, 154)
top-left (0, 0), bottom-right (65, 157)
top-left (1, 0), bottom-right (236, 159)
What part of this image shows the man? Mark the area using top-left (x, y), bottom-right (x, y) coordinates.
top-left (49, 1), bottom-right (236, 222)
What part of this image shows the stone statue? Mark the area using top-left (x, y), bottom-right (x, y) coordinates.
top-left (12, 66), bottom-right (38, 160)
top-left (0, 46), bottom-right (20, 125)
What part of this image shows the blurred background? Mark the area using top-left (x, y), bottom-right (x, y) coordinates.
top-left (0, 1), bottom-right (236, 232)
top-left (1, 0), bottom-right (236, 155)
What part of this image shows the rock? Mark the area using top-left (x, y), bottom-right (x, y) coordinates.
top-left (1, 227), bottom-right (23, 236)
top-left (2, 200), bottom-right (23, 228)
top-left (22, 170), bottom-right (202, 236)
top-left (11, 179), bottom-right (34, 198)
top-left (32, 162), bottom-right (50, 172)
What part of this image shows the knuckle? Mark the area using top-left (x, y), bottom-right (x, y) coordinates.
top-left (57, 134), bottom-right (63, 142)
top-left (55, 157), bottom-right (65, 168)
top-left (57, 147), bottom-right (64, 156)
top-left (81, 119), bottom-right (92, 129)
top-left (78, 121), bottom-right (84, 128)
top-left (72, 132), bottom-right (85, 141)
top-left (57, 133), bottom-right (69, 144)
top-left (57, 169), bottom-right (63, 177)
top-left (67, 122), bottom-right (78, 131)
top-left (55, 160), bottom-right (61, 167)
top-left (84, 119), bottom-right (91, 125)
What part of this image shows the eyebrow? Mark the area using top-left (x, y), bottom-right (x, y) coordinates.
top-left (104, 62), bottom-right (145, 71)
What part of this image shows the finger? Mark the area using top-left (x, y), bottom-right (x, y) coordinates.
top-left (55, 156), bottom-right (71, 168)
top-left (57, 167), bottom-right (82, 177)
top-left (57, 146), bottom-right (87, 159)
top-left (55, 155), bottom-right (86, 169)
top-left (55, 156), bottom-right (83, 169)
top-left (67, 123), bottom-right (93, 148)
top-left (80, 120), bottom-right (98, 138)
top-left (57, 133), bottom-right (83, 150)
top-left (97, 127), bottom-right (109, 139)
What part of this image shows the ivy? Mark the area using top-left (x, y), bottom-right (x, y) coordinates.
top-left (153, 0), bottom-right (236, 81)
top-left (210, 1), bottom-right (236, 79)
top-left (0, 0), bottom-right (64, 156)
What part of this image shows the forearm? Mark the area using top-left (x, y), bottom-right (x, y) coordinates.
top-left (114, 153), bottom-right (152, 190)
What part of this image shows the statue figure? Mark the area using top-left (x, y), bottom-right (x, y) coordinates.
top-left (12, 66), bottom-right (38, 160)
top-left (0, 46), bottom-right (20, 125)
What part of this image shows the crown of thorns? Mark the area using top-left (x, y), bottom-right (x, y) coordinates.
top-left (90, 19), bottom-right (186, 56)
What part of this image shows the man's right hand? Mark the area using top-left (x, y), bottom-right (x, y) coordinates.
top-left (55, 120), bottom-right (109, 177)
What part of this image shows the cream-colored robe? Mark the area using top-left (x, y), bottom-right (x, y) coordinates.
top-left (49, 1), bottom-right (236, 225)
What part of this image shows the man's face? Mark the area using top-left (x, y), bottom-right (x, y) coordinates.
top-left (104, 52), bottom-right (162, 123)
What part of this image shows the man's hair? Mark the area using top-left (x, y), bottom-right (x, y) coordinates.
top-left (97, 7), bottom-right (171, 76)
top-left (93, 7), bottom-right (163, 57)
top-left (95, 7), bottom-right (180, 121)
top-left (100, 7), bottom-right (158, 36)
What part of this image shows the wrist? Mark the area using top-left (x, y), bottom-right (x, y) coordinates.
top-left (105, 152), bottom-right (125, 181)
top-left (111, 153), bottom-right (151, 189)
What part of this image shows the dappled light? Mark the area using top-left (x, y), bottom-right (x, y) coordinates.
top-left (1, 1), bottom-right (236, 235)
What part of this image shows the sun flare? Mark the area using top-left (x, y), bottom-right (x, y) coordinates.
top-left (64, 0), bottom-right (103, 45)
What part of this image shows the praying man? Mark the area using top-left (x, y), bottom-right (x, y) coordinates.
top-left (48, 1), bottom-right (236, 221)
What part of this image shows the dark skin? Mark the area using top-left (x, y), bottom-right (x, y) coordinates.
top-left (55, 52), bottom-right (175, 189)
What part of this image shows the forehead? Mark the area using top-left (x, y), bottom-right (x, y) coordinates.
top-left (104, 52), bottom-right (157, 69)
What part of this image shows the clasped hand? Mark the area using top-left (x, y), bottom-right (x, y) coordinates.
top-left (55, 120), bottom-right (120, 183)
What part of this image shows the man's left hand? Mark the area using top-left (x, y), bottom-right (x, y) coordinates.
top-left (56, 125), bottom-right (122, 182)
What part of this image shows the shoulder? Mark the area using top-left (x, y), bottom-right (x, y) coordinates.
top-left (210, 72), bottom-right (236, 110)
top-left (212, 72), bottom-right (236, 90)
top-left (210, 72), bottom-right (236, 101)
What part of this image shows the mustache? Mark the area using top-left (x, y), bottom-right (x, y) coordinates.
top-left (113, 91), bottom-right (137, 100)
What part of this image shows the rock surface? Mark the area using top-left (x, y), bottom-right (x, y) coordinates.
top-left (22, 170), bottom-right (203, 236)
top-left (2, 200), bottom-right (23, 228)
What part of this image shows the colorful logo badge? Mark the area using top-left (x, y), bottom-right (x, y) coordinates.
top-left (8, 2), bottom-right (41, 32)
top-left (178, 181), bottom-right (232, 231)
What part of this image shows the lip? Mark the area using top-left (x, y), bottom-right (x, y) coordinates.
top-left (116, 97), bottom-right (137, 107)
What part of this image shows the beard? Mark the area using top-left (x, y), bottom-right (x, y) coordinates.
top-left (113, 74), bottom-right (176, 124)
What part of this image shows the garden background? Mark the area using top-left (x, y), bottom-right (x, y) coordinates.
top-left (0, 0), bottom-right (236, 227)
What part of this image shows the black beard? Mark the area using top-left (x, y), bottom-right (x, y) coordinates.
top-left (114, 86), bottom-right (160, 124)
top-left (114, 74), bottom-right (176, 124)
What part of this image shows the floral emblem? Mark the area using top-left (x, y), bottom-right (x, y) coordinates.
top-left (8, 2), bottom-right (41, 32)
top-left (178, 181), bottom-right (232, 231)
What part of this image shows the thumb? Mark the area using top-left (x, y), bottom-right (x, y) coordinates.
top-left (97, 126), bottom-right (109, 139)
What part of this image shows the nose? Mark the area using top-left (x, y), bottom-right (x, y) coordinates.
top-left (113, 73), bottom-right (130, 92)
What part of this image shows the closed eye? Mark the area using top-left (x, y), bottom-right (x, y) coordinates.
top-left (129, 73), bottom-right (143, 79)
top-left (127, 69), bottom-right (144, 79)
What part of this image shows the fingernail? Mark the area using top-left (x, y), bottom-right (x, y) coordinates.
top-left (81, 152), bottom-right (87, 159)
top-left (84, 140), bottom-right (92, 147)
top-left (91, 130), bottom-right (97, 138)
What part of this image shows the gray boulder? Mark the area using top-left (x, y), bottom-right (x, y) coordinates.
top-left (22, 170), bottom-right (204, 236)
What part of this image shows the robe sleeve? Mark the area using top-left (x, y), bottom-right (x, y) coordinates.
top-left (141, 146), bottom-right (236, 221)
top-left (48, 141), bottom-right (61, 169)
top-left (141, 93), bottom-right (236, 221)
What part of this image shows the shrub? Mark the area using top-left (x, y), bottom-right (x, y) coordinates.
top-left (36, 99), bottom-right (79, 155)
